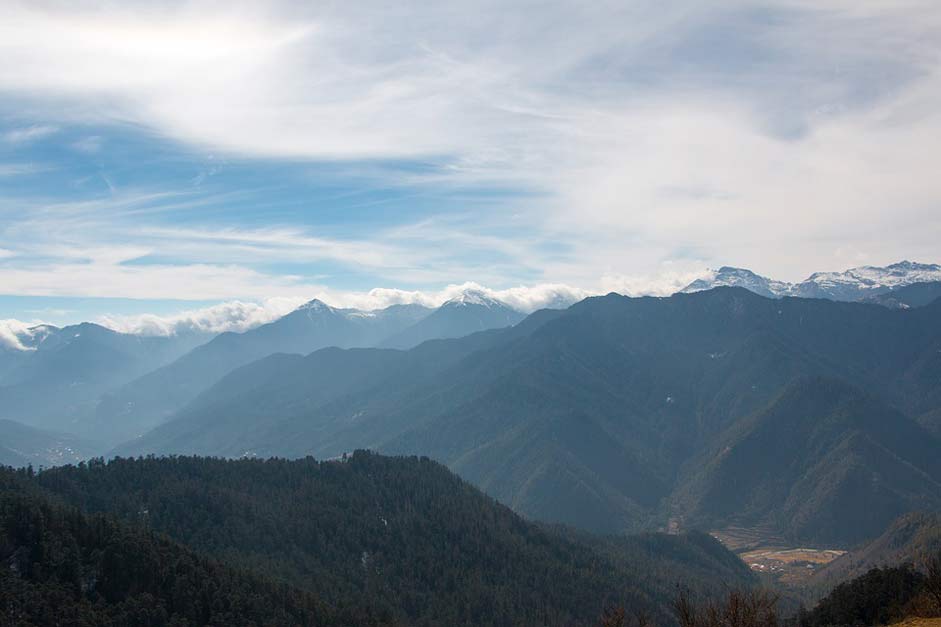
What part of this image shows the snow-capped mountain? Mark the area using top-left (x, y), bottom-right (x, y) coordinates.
top-left (380, 289), bottom-right (525, 349)
top-left (681, 261), bottom-right (941, 302)
top-left (681, 267), bottom-right (793, 299)
top-left (792, 261), bottom-right (941, 300)
top-left (442, 288), bottom-right (508, 309)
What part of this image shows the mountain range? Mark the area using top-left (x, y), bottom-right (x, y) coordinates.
top-left (116, 286), bottom-right (941, 546)
top-left (95, 290), bottom-right (525, 443)
top-left (1, 289), bottom-right (531, 447)
top-left (682, 261), bottom-right (941, 301)
top-left (3, 261), bottom-right (941, 550)
top-left (0, 322), bottom-right (208, 439)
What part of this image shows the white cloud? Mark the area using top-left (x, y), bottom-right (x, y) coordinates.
top-left (71, 135), bottom-right (103, 153)
top-left (0, 260), bottom-right (321, 301)
top-left (0, 281), bottom-right (599, 341)
top-left (97, 297), bottom-right (306, 336)
top-left (0, 0), bottom-right (940, 289)
top-left (0, 163), bottom-right (47, 177)
top-left (316, 282), bottom-right (593, 313)
top-left (0, 318), bottom-right (46, 351)
top-left (92, 282), bottom-right (595, 336)
top-left (599, 269), bottom-right (714, 298)
top-left (84, 281), bottom-right (596, 337)
top-left (2, 124), bottom-right (58, 144)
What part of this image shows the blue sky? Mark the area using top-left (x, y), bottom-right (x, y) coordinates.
top-left (1, 1), bottom-right (940, 331)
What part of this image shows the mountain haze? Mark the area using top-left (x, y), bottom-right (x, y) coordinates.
top-left (117, 288), bottom-right (941, 545)
top-left (0, 323), bottom-right (207, 439)
top-left (94, 300), bottom-right (432, 443)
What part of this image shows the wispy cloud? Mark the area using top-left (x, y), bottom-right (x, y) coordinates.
top-left (0, 0), bottom-right (939, 301)
top-left (0, 163), bottom-right (49, 177)
top-left (2, 124), bottom-right (58, 144)
top-left (96, 297), bottom-right (307, 336)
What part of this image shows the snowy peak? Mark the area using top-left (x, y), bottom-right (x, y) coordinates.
top-left (294, 299), bottom-right (337, 314)
top-left (681, 261), bottom-right (941, 303)
top-left (442, 289), bottom-right (511, 310)
top-left (380, 290), bottom-right (525, 349)
top-left (800, 261), bottom-right (941, 293)
top-left (681, 267), bottom-right (791, 299)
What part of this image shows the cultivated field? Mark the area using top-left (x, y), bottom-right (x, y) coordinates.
top-left (711, 527), bottom-right (845, 585)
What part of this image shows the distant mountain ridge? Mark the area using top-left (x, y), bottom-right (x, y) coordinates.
top-left (94, 290), bottom-right (532, 444)
top-left (1, 289), bottom-right (537, 447)
top-left (862, 281), bottom-right (941, 309)
top-left (380, 289), bottom-right (525, 349)
top-left (118, 287), bottom-right (941, 546)
top-left (682, 261), bottom-right (941, 302)
top-left (0, 322), bottom-right (208, 441)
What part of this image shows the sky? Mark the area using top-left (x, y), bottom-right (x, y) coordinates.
top-left (1, 0), bottom-right (940, 333)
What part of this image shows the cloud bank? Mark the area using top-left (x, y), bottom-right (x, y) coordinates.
top-left (0, 319), bottom-right (45, 351)
top-left (94, 281), bottom-right (596, 337)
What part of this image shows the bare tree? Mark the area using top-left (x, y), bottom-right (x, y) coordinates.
top-left (598, 605), bottom-right (654, 627)
top-left (673, 587), bottom-right (779, 627)
top-left (924, 552), bottom-right (941, 616)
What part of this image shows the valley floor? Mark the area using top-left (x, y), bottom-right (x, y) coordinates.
top-left (711, 526), bottom-right (846, 586)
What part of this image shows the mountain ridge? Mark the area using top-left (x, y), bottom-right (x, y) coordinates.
top-left (115, 287), bottom-right (941, 545)
top-left (682, 261), bottom-right (941, 302)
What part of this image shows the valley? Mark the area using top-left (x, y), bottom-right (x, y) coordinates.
top-left (709, 526), bottom-right (846, 586)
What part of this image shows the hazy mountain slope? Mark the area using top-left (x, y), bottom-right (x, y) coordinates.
top-left (862, 281), bottom-right (941, 309)
top-left (0, 470), bottom-right (346, 626)
top-left (0, 323), bottom-right (206, 438)
top-left (121, 288), bottom-right (941, 542)
top-left (813, 512), bottom-right (941, 591)
top-left (0, 419), bottom-right (97, 467)
top-left (0, 444), bottom-right (29, 468)
top-left (379, 289), bottom-right (525, 349)
top-left (114, 326), bottom-right (517, 458)
top-left (30, 454), bottom-right (756, 626)
top-left (96, 301), bottom-right (430, 441)
top-left (671, 377), bottom-right (941, 545)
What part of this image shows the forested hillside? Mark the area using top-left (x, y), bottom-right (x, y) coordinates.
top-left (798, 559), bottom-right (941, 627)
top-left (813, 513), bottom-right (941, 593)
top-left (23, 453), bottom-right (756, 626)
top-left (0, 471), bottom-right (361, 626)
